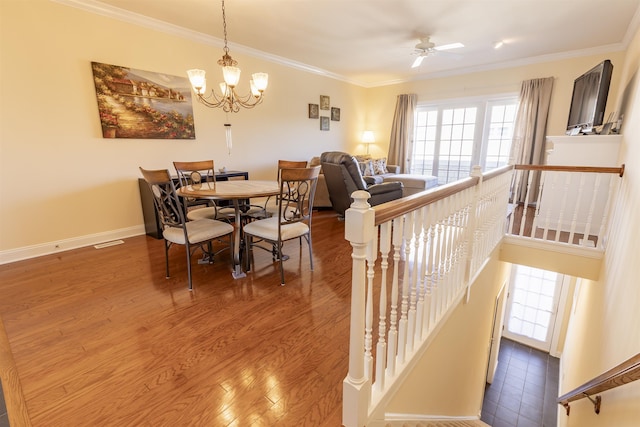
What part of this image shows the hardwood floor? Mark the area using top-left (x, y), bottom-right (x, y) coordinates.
top-left (0, 210), bottom-right (352, 426)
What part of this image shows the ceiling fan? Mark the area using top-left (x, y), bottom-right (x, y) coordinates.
top-left (411, 36), bottom-right (464, 68)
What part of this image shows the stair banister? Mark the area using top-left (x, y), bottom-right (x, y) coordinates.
top-left (558, 352), bottom-right (640, 415)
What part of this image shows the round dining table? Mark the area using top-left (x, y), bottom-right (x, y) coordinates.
top-left (177, 180), bottom-right (280, 279)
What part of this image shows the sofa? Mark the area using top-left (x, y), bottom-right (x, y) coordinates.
top-left (309, 154), bottom-right (438, 210)
top-left (319, 152), bottom-right (404, 217)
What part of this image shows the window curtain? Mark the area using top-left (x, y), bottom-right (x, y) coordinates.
top-left (387, 94), bottom-right (417, 173)
top-left (510, 77), bottom-right (554, 202)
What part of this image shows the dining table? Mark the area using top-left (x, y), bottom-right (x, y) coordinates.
top-left (177, 180), bottom-right (280, 279)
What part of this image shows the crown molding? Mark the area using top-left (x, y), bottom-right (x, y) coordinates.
top-left (51, 0), bottom-right (367, 87)
top-left (52, 0), bottom-right (637, 89)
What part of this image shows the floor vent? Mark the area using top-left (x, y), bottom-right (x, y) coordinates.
top-left (94, 240), bottom-right (125, 249)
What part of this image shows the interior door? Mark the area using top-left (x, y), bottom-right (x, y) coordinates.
top-left (503, 265), bottom-right (563, 352)
top-left (486, 281), bottom-right (508, 384)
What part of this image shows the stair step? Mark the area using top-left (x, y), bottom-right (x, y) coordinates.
top-left (406, 421), bottom-right (490, 427)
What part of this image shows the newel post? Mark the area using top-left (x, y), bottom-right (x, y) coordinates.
top-left (343, 190), bottom-right (375, 427)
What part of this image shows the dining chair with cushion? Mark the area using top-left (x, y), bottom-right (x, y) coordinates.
top-left (243, 166), bottom-right (321, 286)
top-left (261, 159), bottom-right (309, 217)
top-left (173, 160), bottom-right (236, 222)
top-left (139, 167), bottom-right (234, 291)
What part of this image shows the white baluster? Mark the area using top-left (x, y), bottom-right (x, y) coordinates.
top-left (508, 168), bottom-right (522, 235)
top-left (421, 204), bottom-right (434, 335)
top-left (434, 202), bottom-right (445, 321)
top-left (597, 174), bottom-right (617, 249)
top-left (519, 169), bottom-right (535, 236)
top-left (398, 212), bottom-right (414, 364)
top-left (555, 173), bottom-right (572, 242)
top-left (427, 205), bottom-right (437, 331)
top-left (415, 206), bottom-right (429, 342)
top-left (386, 217), bottom-right (403, 377)
top-left (406, 208), bottom-right (421, 354)
top-left (375, 221), bottom-right (391, 392)
top-left (542, 172), bottom-right (558, 241)
top-left (531, 171), bottom-right (546, 238)
top-left (364, 229), bottom-right (378, 381)
top-left (568, 173), bottom-right (586, 245)
top-left (582, 174), bottom-right (601, 246)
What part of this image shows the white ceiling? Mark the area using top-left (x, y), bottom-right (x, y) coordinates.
top-left (71, 0), bottom-right (640, 87)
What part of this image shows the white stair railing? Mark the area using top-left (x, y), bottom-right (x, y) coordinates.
top-left (342, 165), bottom-right (512, 427)
top-left (508, 164), bottom-right (625, 248)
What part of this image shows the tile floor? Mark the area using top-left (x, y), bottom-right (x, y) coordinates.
top-left (481, 338), bottom-right (559, 427)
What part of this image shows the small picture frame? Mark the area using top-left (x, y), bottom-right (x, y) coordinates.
top-left (320, 116), bottom-right (330, 131)
top-left (308, 103), bottom-right (319, 119)
top-left (331, 107), bottom-right (340, 121)
top-left (320, 95), bottom-right (330, 110)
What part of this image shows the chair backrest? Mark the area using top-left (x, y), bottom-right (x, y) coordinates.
top-left (277, 159), bottom-right (308, 182)
top-left (320, 151), bottom-right (369, 215)
top-left (173, 160), bottom-right (216, 188)
top-left (139, 167), bottom-right (186, 230)
top-left (277, 166), bottom-right (321, 227)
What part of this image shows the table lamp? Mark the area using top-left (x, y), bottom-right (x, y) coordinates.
top-left (362, 131), bottom-right (375, 155)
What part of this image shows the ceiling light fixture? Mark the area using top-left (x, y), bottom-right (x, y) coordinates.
top-left (493, 41), bottom-right (505, 49)
top-left (187, 0), bottom-right (268, 113)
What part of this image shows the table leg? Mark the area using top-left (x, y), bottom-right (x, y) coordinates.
top-left (231, 199), bottom-right (247, 279)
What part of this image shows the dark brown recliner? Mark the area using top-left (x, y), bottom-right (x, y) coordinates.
top-left (320, 151), bottom-right (403, 217)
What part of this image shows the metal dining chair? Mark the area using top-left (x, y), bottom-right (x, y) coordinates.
top-left (243, 166), bottom-right (320, 285)
top-left (261, 159), bottom-right (309, 218)
top-left (173, 160), bottom-right (235, 222)
top-left (139, 167), bottom-right (234, 290)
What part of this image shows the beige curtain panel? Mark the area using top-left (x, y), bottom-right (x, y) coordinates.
top-left (511, 76), bottom-right (554, 203)
top-left (387, 93), bottom-right (417, 173)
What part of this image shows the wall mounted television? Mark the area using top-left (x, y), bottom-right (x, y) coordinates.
top-left (566, 59), bottom-right (613, 134)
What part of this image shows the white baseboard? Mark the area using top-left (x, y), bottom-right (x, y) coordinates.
top-left (0, 226), bottom-right (146, 265)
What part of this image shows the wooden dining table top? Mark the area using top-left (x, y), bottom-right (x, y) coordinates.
top-left (177, 180), bottom-right (280, 200)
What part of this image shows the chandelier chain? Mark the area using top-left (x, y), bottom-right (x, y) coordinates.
top-left (221, 0), bottom-right (229, 55)
top-left (218, 0), bottom-right (237, 67)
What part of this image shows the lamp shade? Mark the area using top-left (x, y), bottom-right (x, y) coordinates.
top-left (187, 69), bottom-right (207, 93)
top-left (362, 131), bottom-right (375, 143)
top-left (222, 66), bottom-right (241, 87)
top-left (251, 73), bottom-right (269, 92)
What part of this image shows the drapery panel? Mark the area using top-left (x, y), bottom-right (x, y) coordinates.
top-left (387, 94), bottom-right (417, 173)
top-left (511, 77), bottom-right (554, 202)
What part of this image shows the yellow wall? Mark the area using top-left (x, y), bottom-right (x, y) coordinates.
top-left (385, 251), bottom-right (512, 417)
top-left (558, 24), bottom-right (640, 427)
top-left (0, 0), bottom-right (365, 254)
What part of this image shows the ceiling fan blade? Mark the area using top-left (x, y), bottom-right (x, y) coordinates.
top-left (411, 55), bottom-right (425, 68)
top-left (434, 42), bottom-right (464, 51)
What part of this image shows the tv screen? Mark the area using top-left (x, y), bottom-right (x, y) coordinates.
top-left (566, 59), bottom-right (613, 132)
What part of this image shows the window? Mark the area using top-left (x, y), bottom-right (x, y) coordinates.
top-left (411, 96), bottom-right (518, 185)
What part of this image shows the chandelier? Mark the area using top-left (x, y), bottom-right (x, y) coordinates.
top-left (187, 0), bottom-right (268, 113)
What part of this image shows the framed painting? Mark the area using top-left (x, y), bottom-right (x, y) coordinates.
top-left (320, 95), bottom-right (330, 110)
top-left (308, 103), bottom-right (319, 119)
top-left (91, 61), bottom-right (195, 139)
top-left (320, 116), bottom-right (330, 131)
top-left (331, 107), bottom-right (340, 121)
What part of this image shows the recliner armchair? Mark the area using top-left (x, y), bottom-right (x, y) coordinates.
top-left (320, 151), bottom-right (403, 217)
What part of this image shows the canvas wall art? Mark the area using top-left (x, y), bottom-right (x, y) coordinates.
top-left (91, 61), bottom-right (195, 139)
